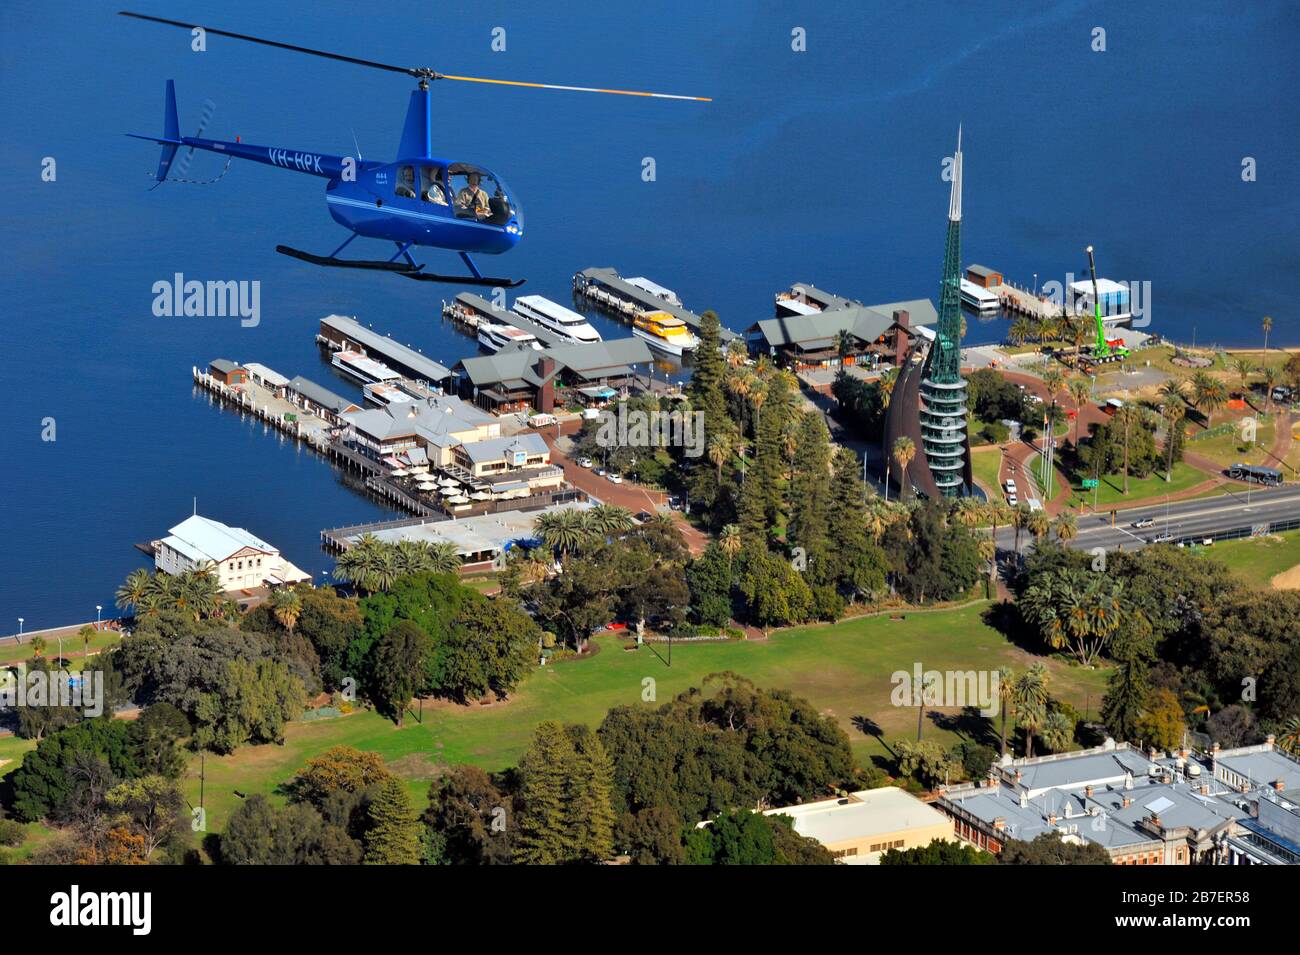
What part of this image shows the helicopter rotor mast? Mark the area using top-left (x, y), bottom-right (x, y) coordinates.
top-left (118, 11), bottom-right (711, 100)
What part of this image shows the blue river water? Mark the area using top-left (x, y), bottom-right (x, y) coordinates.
top-left (1, 0), bottom-right (1296, 628)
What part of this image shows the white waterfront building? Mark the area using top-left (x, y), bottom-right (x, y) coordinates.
top-left (154, 514), bottom-right (310, 591)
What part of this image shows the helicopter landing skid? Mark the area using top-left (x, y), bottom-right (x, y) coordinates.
top-left (275, 244), bottom-right (423, 273)
top-left (398, 271), bottom-right (525, 288)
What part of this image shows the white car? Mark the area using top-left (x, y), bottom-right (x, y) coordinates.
top-left (607, 472), bottom-right (624, 484)
top-left (1007, 494), bottom-right (1018, 507)
top-left (1133, 517), bottom-right (1155, 529)
top-left (1004, 479), bottom-right (1018, 493)
top-left (577, 457), bottom-right (593, 468)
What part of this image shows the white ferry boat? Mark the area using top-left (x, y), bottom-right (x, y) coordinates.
top-left (960, 278), bottom-right (1000, 315)
top-left (633, 310), bottom-right (699, 356)
top-left (477, 322), bottom-right (544, 352)
top-left (363, 381), bottom-right (415, 406)
top-left (332, 349), bottom-right (401, 385)
top-left (512, 295), bottom-right (602, 344)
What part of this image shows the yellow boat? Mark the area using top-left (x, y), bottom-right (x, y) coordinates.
top-left (633, 310), bottom-right (700, 355)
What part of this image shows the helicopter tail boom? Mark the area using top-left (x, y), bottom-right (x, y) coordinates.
top-left (130, 81), bottom-right (354, 184)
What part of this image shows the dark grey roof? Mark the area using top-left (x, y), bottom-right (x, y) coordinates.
top-left (210, 358), bottom-right (242, 374)
top-left (788, 282), bottom-right (860, 311)
top-left (288, 376), bottom-right (358, 414)
top-left (320, 315), bottom-right (451, 382)
top-left (747, 298), bottom-right (936, 349)
top-left (455, 337), bottom-right (653, 387)
top-left (966, 264), bottom-right (1000, 278)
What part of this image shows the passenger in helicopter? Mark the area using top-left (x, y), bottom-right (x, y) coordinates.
top-left (395, 165), bottom-right (417, 199)
top-left (422, 166), bottom-right (447, 205)
top-left (455, 171), bottom-right (491, 219)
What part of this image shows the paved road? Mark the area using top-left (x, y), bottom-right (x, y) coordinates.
top-left (995, 482), bottom-right (1300, 555)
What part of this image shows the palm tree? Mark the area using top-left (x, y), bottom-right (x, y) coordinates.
top-left (336, 533), bottom-right (384, 594)
top-left (270, 587), bottom-right (302, 635)
top-left (1069, 313), bottom-right (1093, 364)
top-left (1011, 502), bottom-right (1031, 554)
top-left (1262, 365), bottom-right (1279, 416)
top-left (587, 504), bottom-right (634, 538)
top-left (1262, 315), bottom-right (1273, 358)
top-left (394, 539), bottom-right (432, 578)
top-left (891, 437), bottom-right (916, 503)
top-left (1197, 377), bottom-right (1229, 428)
top-left (534, 509), bottom-right (592, 564)
top-left (706, 433), bottom-right (731, 481)
top-left (1068, 377), bottom-right (1091, 451)
top-left (1013, 664), bottom-right (1050, 758)
top-left (879, 367), bottom-right (898, 409)
top-left (718, 524), bottom-right (742, 575)
top-left (1164, 400), bottom-right (1185, 482)
top-left (1008, 317), bottom-right (1033, 348)
top-left (426, 541), bottom-right (461, 575)
top-left (1231, 356), bottom-right (1255, 403)
top-left (178, 571), bottom-right (220, 621)
top-left (1052, 512), bottom-right (1077, 543)
top-left (1040, 711), bottom-right (1074, 754)
top-left (997, 666), bottom-right (1015, 756)
top-left (1114, 405), bottom-right (1140, 494)
top-left (1042, 367), bottom-right (1065, 405)
top-left (1159, 377), bottom-right (1188, 407)
top-left (1278, 714), bottom-right (1300, 757)
top-left (834, 329), bottom-right (856, 364)
top-left (115, 568), bottom-right (153, 614)
top-left (1027, 509), bottom-right (1050, 545)
top-left (370, 546), bottom-right (400, 593)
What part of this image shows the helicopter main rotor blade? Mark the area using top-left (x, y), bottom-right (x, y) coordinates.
top-left (118, 11), bottom-right (419, 77)
top-left (120, 11), bottom-right (711, 101)
top-left (438, 74), bottom-right (711, 102)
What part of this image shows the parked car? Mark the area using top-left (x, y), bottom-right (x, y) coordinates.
top-left (634, 510), bottom-right (654, 523)
top-left (594, 467), bottom-right (606, 477)
top-left (1007, 494), bottom-right (1018, 507)
top-left (1133, 517), bottom-right (1155, 529)
top-left (607, 472), bottom-right (623, 484)
top-left (667, 496), bottom-right (682, 510)
top-left (577, 457), bottom-right (593, 468)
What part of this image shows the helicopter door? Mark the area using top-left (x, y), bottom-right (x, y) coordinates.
top-left (448, 163), bottom-right (517, 227)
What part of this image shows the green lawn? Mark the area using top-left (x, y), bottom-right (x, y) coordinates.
top-left (1190, 419), bottom-right (1275, 469)
top-left (173, 602), bottom-right (1111, 837)
top-left (1204, 529), bottom-right (1300, 587)
top-left (1066, 460), bottom-right (1209, 508)
top-left (0, 630), bottom-right (121, 668)
top-left (971, 449), bottom-right (1002, 494)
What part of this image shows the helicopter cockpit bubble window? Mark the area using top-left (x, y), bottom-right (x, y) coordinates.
top-left (421, 165), bottom-right (447, 205)
top-left (395, 165), bottom-right (417, 200)
top-left (448, 163), bottom-right (521, 229)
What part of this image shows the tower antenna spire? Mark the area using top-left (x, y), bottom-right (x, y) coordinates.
top-left (948, 125), bottom-right (963, 223)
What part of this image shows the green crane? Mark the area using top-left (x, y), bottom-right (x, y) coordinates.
top-left (1084, 244), bottom-right (1129, 363)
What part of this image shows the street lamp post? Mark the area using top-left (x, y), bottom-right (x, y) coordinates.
top-left (95, 605), bottom-right (102, 632)
top-left (17, 618), bottom-right (23, 644)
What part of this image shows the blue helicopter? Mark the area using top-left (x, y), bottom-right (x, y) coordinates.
top-left (122, 11), bottom-right (709, 288)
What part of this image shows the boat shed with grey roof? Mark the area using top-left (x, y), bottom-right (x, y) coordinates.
top-left (287, 375), bottom-right (362, 425)
top-left (318, 314), bottom-right (452, 386)
top-left (745, 298), bottom-right (934, 371)
top-left (453, 337), bottom-right (654, 414)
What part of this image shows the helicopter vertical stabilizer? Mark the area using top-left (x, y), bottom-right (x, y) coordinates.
top-left (153, 80), bottom-right (182, 185)
top-left (396, 88), bottom-right (433, 159)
